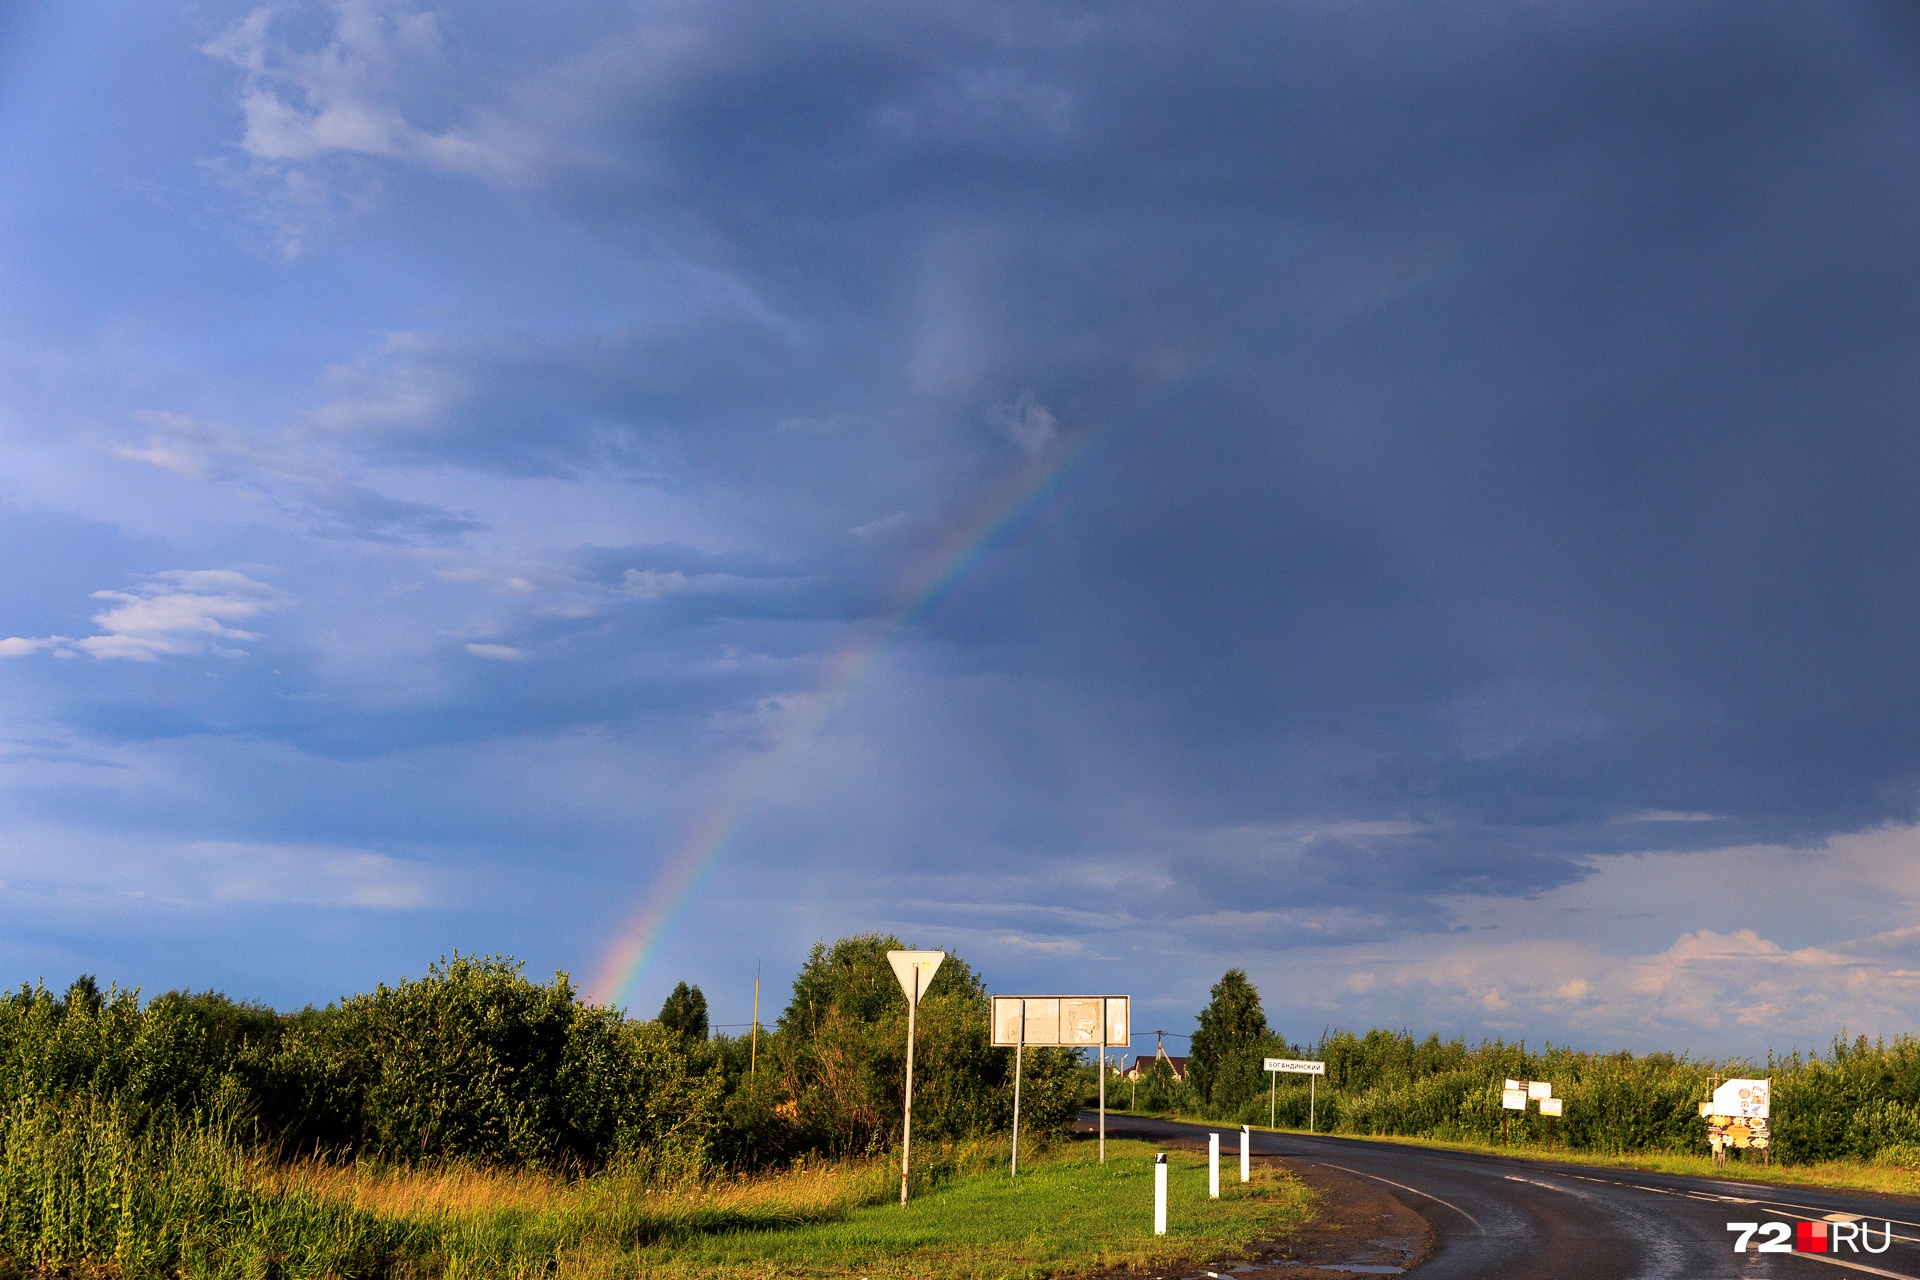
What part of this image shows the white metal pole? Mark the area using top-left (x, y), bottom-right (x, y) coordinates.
top-left (1098, 998), bottom-right (1107, 1163)
top-left (1208, 1132), bottom-right (1219, 1199)
top-left (1010, 1016), bottom-right (1024, 1177)
top-left (1269, 1070), bottom-right (1275, 1129)
top-left (1240, 1125), bottom-right (1250, 1182)
top-left (900, 967), bottom-right (919, 1206)
top-left (1153, 1153), bottom-right (1167, 1234)
top-left (1310, 1074), bottom-right (1316, 1135)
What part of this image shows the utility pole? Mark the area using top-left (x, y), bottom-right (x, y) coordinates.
top-left (751, 961), bottom-right (760, 1077)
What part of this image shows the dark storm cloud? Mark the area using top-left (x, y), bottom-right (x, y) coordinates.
top-left (449, 0), bottom-right (1920, 921)
top-left (141, 0), bottom-right (1920, 937)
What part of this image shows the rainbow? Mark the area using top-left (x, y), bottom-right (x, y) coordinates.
top-left (588, 382), bottom-right (1179, 1011)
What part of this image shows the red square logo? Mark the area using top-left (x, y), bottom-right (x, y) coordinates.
top-left (1796, 1222), bottom-right (1828, 1253)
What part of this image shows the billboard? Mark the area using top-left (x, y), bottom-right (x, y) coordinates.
top-left (992, 995), bottom-right (1129, 1047)
top-left (1712, 1078), bottom-right (1770, 1119)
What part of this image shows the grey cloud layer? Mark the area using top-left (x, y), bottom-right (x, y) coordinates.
top-left (191, 0), bottom-right (1920, 910)
top-left (4, 1), bottom-right (1915, 1036)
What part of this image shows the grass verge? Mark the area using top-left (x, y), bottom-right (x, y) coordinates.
top-left (75, 1135), bottom-right (1307, 1279)
top-left (615, 1137), bottom-right (1310, 1279)
top-left (1118, 1110), bottom-right (1920, 1198)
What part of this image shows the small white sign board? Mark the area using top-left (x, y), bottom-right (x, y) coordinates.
top-left (1712, 1078), bottom-right (1770, 1119)
top-left (1504, 1078), bottom-right (1521, 1091)
top-left (1528, 1081), bottom-right (1552, 1100)
top-left (992, 995), bottom-right (1128, 1046)
top-left (887, 950), bottom-right (945, 1005)
top-left (1265, 1058), bottom-right (1326, 1075)
top-left (1501, 1088), bottom-right (1527, 1111)
top-left (1539, 1097), bottom-right (1564, 1117)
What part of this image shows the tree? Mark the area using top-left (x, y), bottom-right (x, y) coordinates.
top-left (659, 981), bottom-right (710, 1042)
top-left (1188, 968), bottom-right (1271, 1110)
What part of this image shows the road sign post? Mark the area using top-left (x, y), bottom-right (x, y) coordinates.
top-left (888, 950), bottom-right (945, 1206)
top-left (994, 994), bottom-right (1130, 1167)
top-left (1209, 1131), bottom-right (1220, 1198)
top-left (1153, 1153), bottom-right (1167, 1234)
top-left (1099, 1037), bottom-right (1106, 1163)
top-left (1011, 1018), bottom-right (1024, 1176)
top-left (1264, 1058), bottom-right (1326, 1134)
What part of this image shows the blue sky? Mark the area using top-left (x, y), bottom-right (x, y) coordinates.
top-left (3, 1), bottom-right (1920, 1058)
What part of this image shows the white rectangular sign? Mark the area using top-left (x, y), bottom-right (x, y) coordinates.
top-left (1528, 1080), bottom-right (1552, 1100)
top-left (1502, 1088), bottom-right (1527, 1110)
top-left (992, 995), bottom-right (1129, 1047)
top-left (1264, 1058), bottom-right (1326, 1075)
top-left (1539, 1097), bottom-right (1564, 1117)
top-left (1711, 1078), bottom-right (1770, 1119)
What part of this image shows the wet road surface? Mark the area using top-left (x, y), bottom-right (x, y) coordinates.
top-left (1092, 1112), bottom-right (1920, 1279)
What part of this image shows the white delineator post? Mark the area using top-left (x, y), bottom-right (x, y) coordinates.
top-left (1154, 1153), bottom-right (1167, 1234)
top-left (1209, 1132), bottom-right (1220, 1199)
top-left (1240, 1125), bottom-right (1250, 1182)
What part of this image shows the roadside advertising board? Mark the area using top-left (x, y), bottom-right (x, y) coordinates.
top-left (991, 995), bottom-right (1129, 1047)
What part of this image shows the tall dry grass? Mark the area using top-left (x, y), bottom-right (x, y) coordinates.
top-left (0, 1091), bottom-right (1013, 1280)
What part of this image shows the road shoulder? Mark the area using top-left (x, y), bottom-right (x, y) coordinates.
top-left (1084, 1119), bottom-right (1434, 1277)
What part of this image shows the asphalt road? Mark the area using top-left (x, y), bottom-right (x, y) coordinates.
top-left (1091, 1112), bottom-right (1920, 1279)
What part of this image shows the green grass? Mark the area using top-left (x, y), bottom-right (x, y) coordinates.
top-left (623, 1137), bottom-right (1310, 1279)
top-left (0, 1106), bottom-right (1310, 1280)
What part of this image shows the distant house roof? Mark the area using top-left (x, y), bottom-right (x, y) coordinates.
top-left (1122, 1053), bottom-right (1188, 1081)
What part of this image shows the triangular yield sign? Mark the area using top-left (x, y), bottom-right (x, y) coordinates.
top-left (887, 950), bottom-right (945, 1005)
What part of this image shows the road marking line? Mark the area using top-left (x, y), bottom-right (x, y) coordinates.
top-left (1312, 1161), bottom-right (1485, 1234)
top-left (1556, 1173), bottom-right (1920, 1240)
top-left (1505, 1174), bottom-right (1568, 1192)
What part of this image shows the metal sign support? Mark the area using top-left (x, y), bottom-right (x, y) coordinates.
top-left (1011, 1017), bottom-right (1024, 1176)
top-left (1098, 1000), bottom-right (1107, 1162)
top-left (901, 963), bottom-right (919, 1205)
top-left (888, 950), bottom-right (944, 1207)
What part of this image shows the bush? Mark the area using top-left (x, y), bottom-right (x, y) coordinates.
top-left (771, 934), bottom-right (1078, 1156)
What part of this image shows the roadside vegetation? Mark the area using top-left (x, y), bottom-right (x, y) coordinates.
top-left (1119, 968), bottom-right (1920, 1190)
top-left (0, 935), bottom-right (1104, 1277)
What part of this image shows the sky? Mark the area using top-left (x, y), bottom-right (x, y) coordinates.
top-left (1, 1), bottom-right (1919, 1060)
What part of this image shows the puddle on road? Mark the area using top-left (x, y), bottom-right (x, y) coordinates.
top-left (1169, 1232), bottom-right (1418, 1278)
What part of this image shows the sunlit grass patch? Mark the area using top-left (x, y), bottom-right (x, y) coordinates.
top-left (633, 1137), bottom-right (1310, 1279)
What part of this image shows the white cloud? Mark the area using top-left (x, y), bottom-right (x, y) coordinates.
top-left (849, 511), bottom-right (930, 543)
top-left (988, 389), bottom-right (1060, 456)
top-left (201, 1), bottom-right (534, 253)
top-left (1, 571), bottom-right (283, 662)
top-left (463, 643), bottom-right (526, 661)
top-left (112, 409), bottom-right (483, 543)
top-left (204, 2), bottom-right (513, 179)
top-left (0, 637), bottom-right (69, 659)
top-left (182, 840), bottom-right (437, 909)
top-left (619, 567), bottom-right (758, 600)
